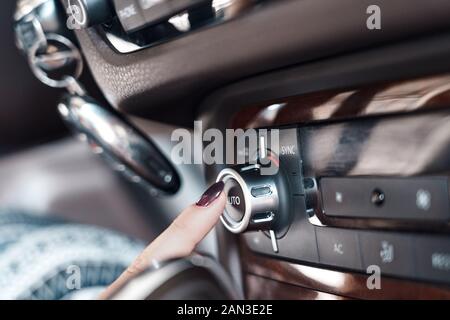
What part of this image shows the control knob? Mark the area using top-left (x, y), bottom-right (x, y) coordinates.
top-left (217, 163), bottom-right (291, 253)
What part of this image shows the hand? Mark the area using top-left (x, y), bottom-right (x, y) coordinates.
top-left (99, 181), bottom-right (226, 299)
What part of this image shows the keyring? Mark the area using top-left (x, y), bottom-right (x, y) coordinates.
top-left (28, 33), bottom-right (83, 88)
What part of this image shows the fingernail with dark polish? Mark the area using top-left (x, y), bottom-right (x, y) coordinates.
top-left (196, 181), bottom-right (225, 207)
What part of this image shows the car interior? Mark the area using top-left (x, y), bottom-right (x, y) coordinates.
top-left (2, 0), bottom-right (450, 300)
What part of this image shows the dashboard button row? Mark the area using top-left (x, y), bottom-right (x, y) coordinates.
top-left (317, 228), bottom-right (450, 285)
top-left (245, 224), bottom-right (450, 286)
top-left (320, 177), bottom-right (450, 222)
top-left (359, 232), bottom-right (415, 278)
top-left (316, 227), bottom-right (362, 270)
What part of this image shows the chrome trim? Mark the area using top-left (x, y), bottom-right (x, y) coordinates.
top-left (269, 229), bottom-right (278, 253)
top-left (107, 255), bottom-right (241, 300)
top-left (304, 177), bottom-right (328, 227)
top-left (259, 135), bottom-right (267, 159)
top-left (251, 185), bottom-right (273, 197)
top-left (58, 94), bottom-right (181, 194)
top-left (28, 34), bottom-right (83, 88)
top-left (241, 164), bottom-right (260, 172)
top-left (251, 212), bottom-right (274, 223)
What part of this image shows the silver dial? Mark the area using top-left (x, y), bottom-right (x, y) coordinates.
top-left (217, 165), bottom-right (281, 252)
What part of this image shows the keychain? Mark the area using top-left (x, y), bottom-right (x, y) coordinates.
top-left (14, 12), bottom-right (180, 195)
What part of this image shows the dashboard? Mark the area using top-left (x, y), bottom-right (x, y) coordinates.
top-left (77, 0), bottom-right (450, 299)
top-left (17, 0), bottom-right (450, 299)
top-left (202, 70), bottom-right (450, 299)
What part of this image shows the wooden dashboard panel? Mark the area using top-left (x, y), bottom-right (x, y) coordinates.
top-left (241, 243), bottom-right (450, 300)
top-left (245, 274), bottom-right (348, 300)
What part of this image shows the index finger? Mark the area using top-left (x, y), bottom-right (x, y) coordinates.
top-left (99, 182), bottom-right (226, 299)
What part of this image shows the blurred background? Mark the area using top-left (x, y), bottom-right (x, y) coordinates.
top-left (1, 0), bottom-right (67, 154)
top-left (0, 0), bottom-right (161, 242)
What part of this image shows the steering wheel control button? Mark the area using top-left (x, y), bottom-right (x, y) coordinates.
top-left (316, 228), bottom-right (363, 270)
top-left (58, 94), bottom-right (181, 195)
top-left (269, 230), bottom-right (279, 253)
top-left (320, 177), bottom-right (450, 221)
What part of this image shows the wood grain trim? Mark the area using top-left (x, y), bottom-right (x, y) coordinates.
top-left (231, 75), bottom-right (450, 129)
top-left (245, 274), bottom-right (348, 300)
top-left (241, 243), bottom-right (450, 300)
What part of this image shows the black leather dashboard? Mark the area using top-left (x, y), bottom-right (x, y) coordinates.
top-left (74, 0), bottom-right (450, 125)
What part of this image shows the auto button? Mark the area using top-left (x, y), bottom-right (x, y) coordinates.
top-left (224, 178), bottom-right (246, 222)
top-left (217, 164), bottom-right (291, 253)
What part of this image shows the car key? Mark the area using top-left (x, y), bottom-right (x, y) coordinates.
top-left (14, 7), bottom-right (180, 195)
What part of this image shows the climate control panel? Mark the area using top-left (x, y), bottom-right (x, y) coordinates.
top-left (218, 110), bottom-right (450, 287)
